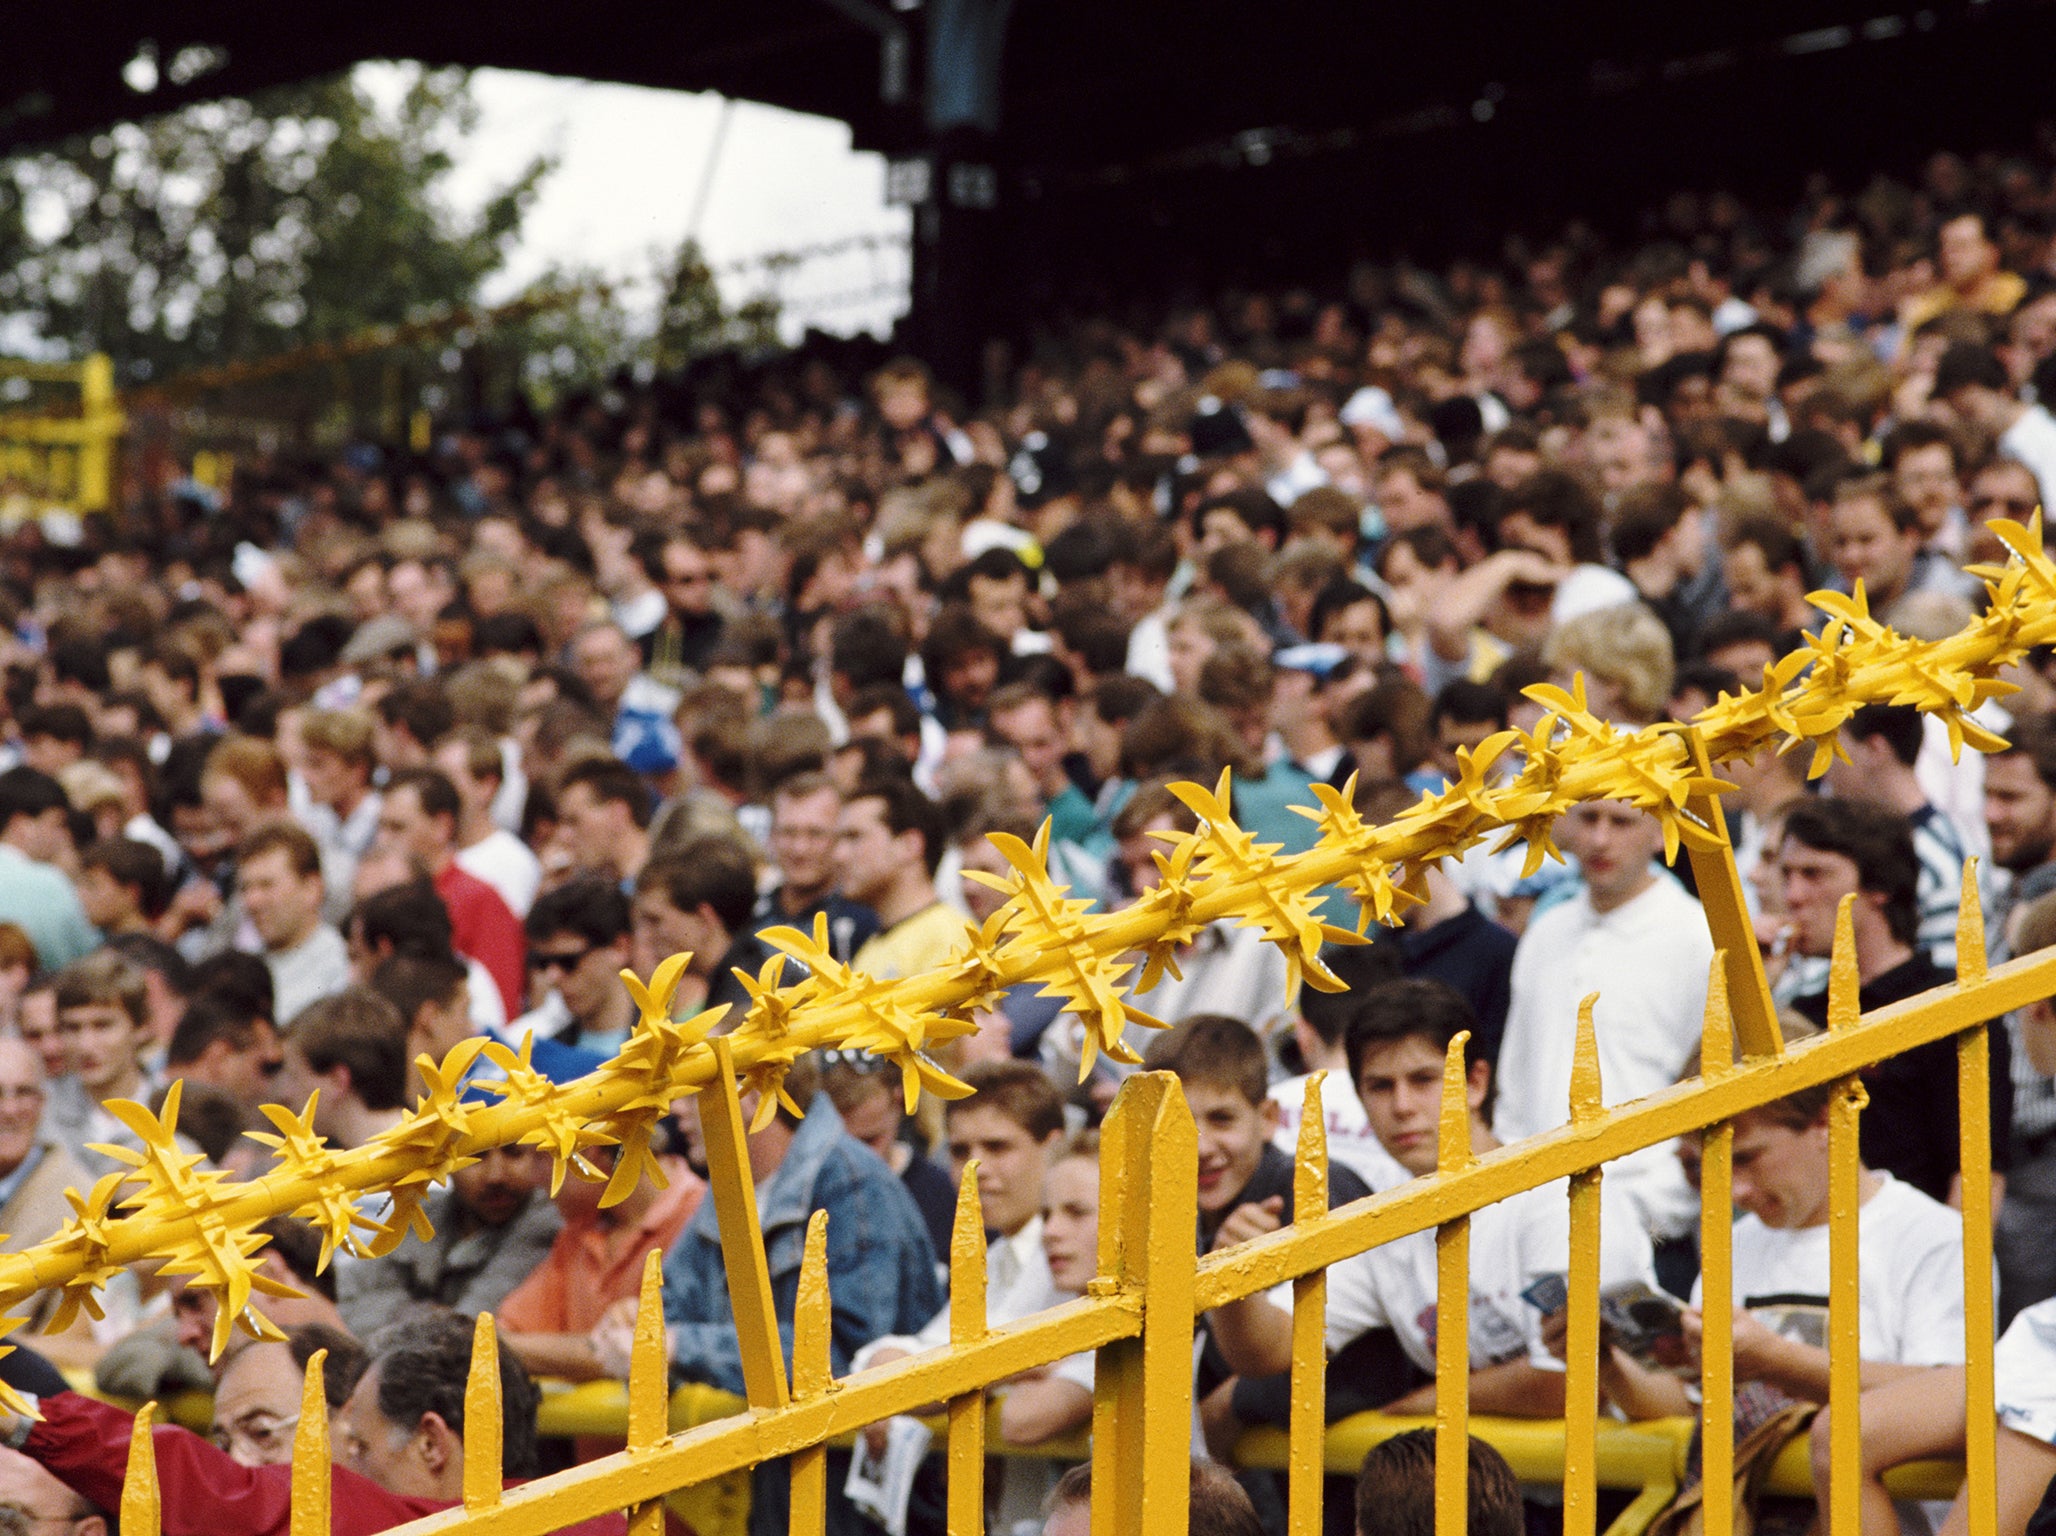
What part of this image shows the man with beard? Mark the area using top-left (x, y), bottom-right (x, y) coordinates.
top-left (1986, 715), bottom-right (2056, 1317)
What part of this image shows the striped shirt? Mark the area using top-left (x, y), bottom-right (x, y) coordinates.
top-left (1911, 803), bottom-right (1967, 967)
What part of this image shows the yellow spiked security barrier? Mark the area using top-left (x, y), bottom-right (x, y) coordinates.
top-left (22, 516), bottom-right (2056, 1536)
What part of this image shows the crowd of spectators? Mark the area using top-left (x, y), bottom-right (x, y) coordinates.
top-left (10, 141), bottom-right (2056, 1536)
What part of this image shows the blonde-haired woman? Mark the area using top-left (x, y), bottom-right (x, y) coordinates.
top-left (1541, 600), bottom-right (1677, 726)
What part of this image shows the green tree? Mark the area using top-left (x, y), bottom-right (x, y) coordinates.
top-left (0, 66), bottom-right (548, 381)
top-left (489, 266), bottom-right (644, 414)
top-left (651, 240), bottom-right (783, 373)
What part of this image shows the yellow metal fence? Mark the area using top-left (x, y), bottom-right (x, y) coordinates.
top-left (0, 355), bottom-right (122, 514)
top-left (95, 1362), bottom-right (1968, 1536)
top-left (100, 910), bottom-right (2033, 1536)
top-left (18, 518), bottom-right (2056, 1536)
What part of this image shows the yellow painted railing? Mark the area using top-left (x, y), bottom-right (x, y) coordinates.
top-left (19, 518), bottom-right (2056, 1536)
top-left (0, 355), bottom-right (123, 514)
top-left (94, 1379), bottom-right (1962, 1536)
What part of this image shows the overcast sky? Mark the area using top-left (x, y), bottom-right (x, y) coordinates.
top-left (361, 64), bottom-right (910, 339)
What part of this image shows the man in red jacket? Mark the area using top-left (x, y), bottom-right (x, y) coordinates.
top-left (376, 769), bottom-right (526, 1019)
top-left (1, 1309), bottom-right (624, 1536)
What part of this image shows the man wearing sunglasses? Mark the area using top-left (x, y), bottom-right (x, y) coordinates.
top-left (1965, 457), bottom-right (2047, 568)
top-left (517, 876), bottom-right (636, 1057)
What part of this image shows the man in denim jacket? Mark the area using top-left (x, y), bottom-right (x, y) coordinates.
top-left (657, 1054), bottom-right (942, 1536)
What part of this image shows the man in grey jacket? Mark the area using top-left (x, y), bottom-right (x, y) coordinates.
top-left (336, 1142), bottom-right (561, 1336)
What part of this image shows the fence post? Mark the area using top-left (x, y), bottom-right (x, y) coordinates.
top-left (1090, 1071), bottom-right (1197, 1536)
top-left (1676, 727), bottom-right (1784, 1059)
top-left (463, 1312), bottom-right (505, 1510)
top-left (1288, 1073), bottom-right (1329, 1536)
top-left (289, 1350), bottom-right (330, 1536)
top-left (1433, 1035), bottom-right (1475, 1536)
top-left (1696, 955), bottom-right (1738, 1536)
top-left (1826, 896), bottom-right (1868, 1536)
top-left (790, 1213), bottom-right (835, 1536)
top-left (1957, 864), bottom-right (1999, 1536)
top-left (946, 1165), bottom-right (989, 1536)
top-left (121, 1403), bottom-right (160, 1536)
top-left (77, 354), bottom-right (118, 512)
top-left (696, 1036), bottom-right (792, 1410)
top-left (1562, 1000), bottom-right (1605, 1536)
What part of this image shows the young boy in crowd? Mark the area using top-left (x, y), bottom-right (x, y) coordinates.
top-left (1142, 1013), bottom-right (1379, 1461)
top-left (1585, 1014), bottom-right (1966, 1536)
top-left (42, 952), bottom-right (163, 1177)
top-left (1214, 979), bottom-right (1656, 1421)
top-left (854, 1061), bottom-right (1071, 1533)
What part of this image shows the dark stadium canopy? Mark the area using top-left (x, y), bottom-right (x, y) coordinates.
top-left (10, 1), bottom-right (2056, 372)
top-left (11, 2), bottom-right (2052, 185)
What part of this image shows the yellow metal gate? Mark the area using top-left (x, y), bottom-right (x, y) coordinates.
top-left (15, 518), bottom-right (2056, 1536)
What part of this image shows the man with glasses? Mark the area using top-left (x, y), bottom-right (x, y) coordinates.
top-left (516, 876), bottom-right (636, 1056)
top-left (208, 1323), bottom-right (365, 1468)
top-left (0, 1450), bottom-right (103, 1536)
top-left (0, 1310), bottom-right (626, 1536)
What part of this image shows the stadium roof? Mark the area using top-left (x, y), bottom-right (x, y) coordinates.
top-left (15, 0), bottom-right (2056, 378)
top-left (12, 0), bottom-right (2054, 188)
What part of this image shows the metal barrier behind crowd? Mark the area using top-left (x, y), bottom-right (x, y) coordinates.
top-left (0, 356), bottom-right (122, 517)
top-left (21, 519), bottom-right (2056, 1536)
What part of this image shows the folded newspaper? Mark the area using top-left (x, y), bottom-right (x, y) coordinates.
top-left (1597, 1280), bottom-right (1693, 1373)
top-left (845, 1415), bottom-right (934, 1536)
top-left (1522, 1274), bottom-right (1694, 1374)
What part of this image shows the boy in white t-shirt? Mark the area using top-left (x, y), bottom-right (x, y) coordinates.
top-left (1214, 978), bottom-right (1656, 1418)
top-left (1589, 1038), bottom-right (1967, 1536)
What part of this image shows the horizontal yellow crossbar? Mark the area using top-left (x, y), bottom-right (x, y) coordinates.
top-left (95, 1377), bottom-right (1962, 1515)
top-left (1195, 946), bottom-right (2047, 1309)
